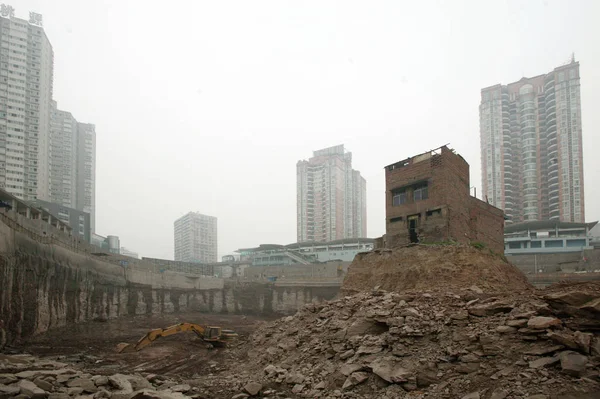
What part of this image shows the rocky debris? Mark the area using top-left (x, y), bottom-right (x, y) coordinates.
top-left (0, 355), bottom-right (207, 399)
top-left (342, 372), bottom-right (368, 390)
top-left (243, 382), bottom-right (261, 396)
top-left (239, 280), bottom-right (600, 398)
top-left (32, 377), bottom-right (52, 392)
top-left (559, 351), bottom-right (588, 377)
top-left (2, 251), bottom-right (600, 399)
top-left (0, 384), bottom-right (20, 397)
top-left (17, 380), bottom-right (45, 399)
top-left (528, 316), bottom-right (562, 329)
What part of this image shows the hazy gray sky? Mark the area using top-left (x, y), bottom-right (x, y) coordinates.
top-left (17, 0), bottom-right (600, 259)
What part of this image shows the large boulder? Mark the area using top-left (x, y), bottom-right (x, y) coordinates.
top-left (342, 372), bottom-right (368, 390)
top-left (129, 390), bottom-right (187, 399)
top-left (559, 351), bottom-right (588, 377)
top-left (527, 317), bottom-right (561, 330)
top-left (17, 380), bottom-right (46, 399)
top-left (243, 382), bottom-right (262, 396)
top-left (580, 298), bottom-right (600, 313)
top-left (545, 291), bottom-right (596, 306)
top-left (370, 357), bottom-right (412, 383)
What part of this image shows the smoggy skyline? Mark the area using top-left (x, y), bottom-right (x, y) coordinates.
top-left (14, 0), bottom-right (600, 259)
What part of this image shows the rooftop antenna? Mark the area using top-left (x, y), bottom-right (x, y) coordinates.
top-left (571, 52), bottom-right (575, 63)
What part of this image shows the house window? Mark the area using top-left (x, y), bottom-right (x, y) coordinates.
top-left (426, 208), bottom-right (441, 218)
top-left (392, 191), bottom-right (407, 206)
top-left (413, 185), bottom-right (429, 201)
top-left (390, 216), bottom-right (403, 223)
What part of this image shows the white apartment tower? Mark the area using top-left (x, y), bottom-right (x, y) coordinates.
top-left (0, 7), bottom-right (96, 233)
top-left (480, 58), bottom-right (584, 223)
top-left (75, 122), bottom-right (95, 233)
top-left (297, 145), bottom-right (367, 243)
top-left (49, 103), bottom-right (96, 233)
top-left (174, 212), bottom-right (218, 263)
top-left (49, 100), bottom-right (76, 208)
top-left (0, 6), bottom-right (53, 201)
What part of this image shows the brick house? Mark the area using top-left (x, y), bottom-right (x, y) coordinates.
top-left (384, 146), bottom-right (505, 253)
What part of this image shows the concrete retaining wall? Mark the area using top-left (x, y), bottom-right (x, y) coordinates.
top-left (0, 218), bottom-right (339, 344)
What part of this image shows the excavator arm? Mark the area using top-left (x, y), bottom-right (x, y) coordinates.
top-left (116, 322), bottom-right (238, 353)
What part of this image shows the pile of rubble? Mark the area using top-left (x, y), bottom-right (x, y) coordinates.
top-left (342, 244), bottom-right (532, 294)
top-left (242, 282), bottom-right (600, 398)
top-left (0, 354), bottom-right (205, 399)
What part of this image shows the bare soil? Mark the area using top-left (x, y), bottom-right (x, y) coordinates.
top-left (342, 244), bottom-right (532, 294)
top-left (18, 312), bottom-right (274, 378)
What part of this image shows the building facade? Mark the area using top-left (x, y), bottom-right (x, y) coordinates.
top-left (0, 7), bottom-right (53, 201)
top-left (49, 101), bottom-right (76, 208)
top-left (30, 198), bottom-right (90, 242)
top-left (385, 146), bottom-right (505, 253)
top-left (120, 247), bottom-right (139, 259)
top-left (91, 233), bottom-right (119, 254)
top-left (75, 122), bottom-right (95, 232)
top-left (49, 107), bottom-right (96, 234)
top-left (237, 238), bottom-right (374, 267)
top-left (174, 212), bottom-right (218, 263)
top-left (480, 58), bottom-right (584, 224)
top-left (504, 220), bottom-right (596, 255)
top-left (297, 145), bottom-right (367, 243)
top-left (0, 7), bottom-right (96, 233)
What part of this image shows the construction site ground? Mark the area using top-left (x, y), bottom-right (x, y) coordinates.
top-left (3, 245), bottom-right (600, 398)
top-left (17, 312), bottom-right (273, 378)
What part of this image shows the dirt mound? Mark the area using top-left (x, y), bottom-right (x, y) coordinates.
top-left (240, 283), bottom-right (600, 398)
top-left (342, 244), bottom-right (532, 294)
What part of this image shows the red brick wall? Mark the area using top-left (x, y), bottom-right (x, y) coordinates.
top-left (468, 198), bottom-right (505, 254)
top-left (438, 149), bottom-right (471, 244)
top-left (385, 147), bottom-right (470, 246)
top-left (385, 147), bottom-right (504, 251)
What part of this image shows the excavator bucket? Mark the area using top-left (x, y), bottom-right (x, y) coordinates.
top-left (116, 342), bottom-right (135, 353)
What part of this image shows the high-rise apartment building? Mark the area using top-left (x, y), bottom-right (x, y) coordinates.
top-left (0, 7), bottom-right (96, 233)
top-left (297, 145), bottom-right (367, 243)
top-left (49, 101), bottom-right (76, 208)
top-left (0, 6), bottom-right (53, 201)
top-left (480, 58), bottom-right (584, 223)
top-left (174, 212), bottom-right (218, 263)
top-left (75, 122), bottom-right (95, 233)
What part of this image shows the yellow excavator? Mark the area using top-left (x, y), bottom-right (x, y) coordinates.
top-left (116, 322), bottom-right (239, 353)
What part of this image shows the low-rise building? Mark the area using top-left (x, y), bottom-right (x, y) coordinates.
top-left (120, 247), bottom-right (139, 259)
top-left (237, 238), bottom-right (374, 267)
top-left (0, 188), bottom-right (72, 235)
top-left (384, 146), bottom-right (505, 253)
top-left (30, 199), bottom-right (91, 243)
top-left (91, 233), bottom-right (120, 254)
top-left (504, 221), bottom-right (597, 255)
top-left (142, 257), bottom-right (220, 276)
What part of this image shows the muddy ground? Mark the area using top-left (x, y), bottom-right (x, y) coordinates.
top-left (16, 312), bottom-right (273, 379)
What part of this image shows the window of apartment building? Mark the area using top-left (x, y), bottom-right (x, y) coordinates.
top-left (413, 184), bottom-right (429, 201)
top-left (392, 190), bottom-right (407, 206)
